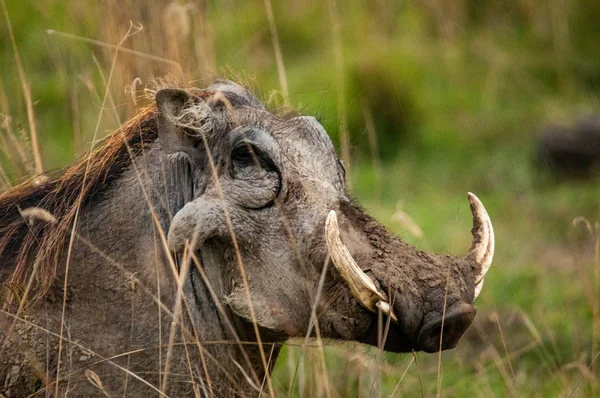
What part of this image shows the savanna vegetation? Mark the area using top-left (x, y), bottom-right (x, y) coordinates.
top-left (1, 0), bottom-right (599, 396)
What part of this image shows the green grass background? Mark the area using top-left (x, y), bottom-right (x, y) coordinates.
top-left (1, 0), bottom-right (599, 396)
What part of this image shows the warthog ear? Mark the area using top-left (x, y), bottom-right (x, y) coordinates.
top-left (156, 88), bottom-right (214, 157)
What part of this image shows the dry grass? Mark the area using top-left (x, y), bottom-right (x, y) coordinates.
top-left (0, 0), bottom-right (599, 397)
top-left (0, 0), bottom-right (43, 175)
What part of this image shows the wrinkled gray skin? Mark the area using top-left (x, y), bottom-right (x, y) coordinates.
top-left (0, 81), bottom-right (480, 397)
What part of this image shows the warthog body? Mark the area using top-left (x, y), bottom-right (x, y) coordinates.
top-left (0, 81), bottom-right (494, 397)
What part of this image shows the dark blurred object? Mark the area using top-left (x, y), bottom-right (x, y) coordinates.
top-left (536, 116), bottom-right (600, 178)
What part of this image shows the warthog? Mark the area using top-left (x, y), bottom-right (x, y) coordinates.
top-left (0, 81), bottom-right (494, 397)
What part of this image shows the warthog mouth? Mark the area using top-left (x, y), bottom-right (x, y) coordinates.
top-left (324, 192), bottom-right (495, 352)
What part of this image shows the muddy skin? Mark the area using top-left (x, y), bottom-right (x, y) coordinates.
top-left (309, 199), bottom-right (479, 353)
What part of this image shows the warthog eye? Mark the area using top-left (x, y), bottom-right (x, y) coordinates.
top-left (231, 141), bottom-right (278, 178)
top-left (232, 144), bottom-right (253, 164)
top-left (228, 127), bottom-right (282, 209)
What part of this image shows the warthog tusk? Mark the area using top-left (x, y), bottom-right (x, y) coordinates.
top-left (325, 210), bottom-right (397, 322)
top-left (466, 192), bottom-right (495, 300)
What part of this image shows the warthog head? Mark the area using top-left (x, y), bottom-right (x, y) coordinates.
top-left (162, 81), bottom-right (494, 353)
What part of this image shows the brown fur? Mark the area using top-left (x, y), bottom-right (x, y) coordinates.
top-left (0, 105), bottom-right (158, 302)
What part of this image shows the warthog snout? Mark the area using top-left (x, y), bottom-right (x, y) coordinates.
top-left (417, 303), bottom-right (477, 352)
top-left (324, 193), bottom-right (494, 353)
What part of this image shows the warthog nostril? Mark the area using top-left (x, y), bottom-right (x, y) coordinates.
top-left (417, 303), bottom-right (477, 353)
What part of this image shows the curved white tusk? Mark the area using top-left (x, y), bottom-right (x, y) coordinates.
top-left (325, 210), bottom-right (397, 322)
top-left (375, 301), bottom-right (397, 321)
top-left (466, 193), bottom-right (495, 300)
top-left (474, 279), bottom-right (484, 301)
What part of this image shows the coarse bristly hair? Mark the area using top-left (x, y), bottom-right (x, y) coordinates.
top-left (0, 104), bottom-right (159, 304)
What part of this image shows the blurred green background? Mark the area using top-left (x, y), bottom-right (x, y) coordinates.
top-left (1, 0), bottom-right (599, 396)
